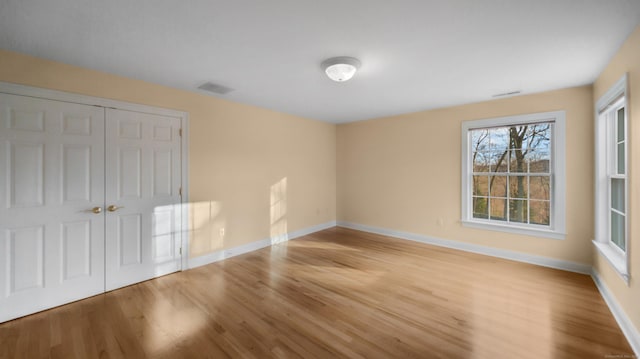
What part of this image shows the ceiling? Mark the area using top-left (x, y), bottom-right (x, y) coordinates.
top-left (1, 1), bottom-right (639, 124)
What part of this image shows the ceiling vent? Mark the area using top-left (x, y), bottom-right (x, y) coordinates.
top-left (197, 82), bottom-right (235, 95)
top-left (492, 90), bottom-right (521, 98)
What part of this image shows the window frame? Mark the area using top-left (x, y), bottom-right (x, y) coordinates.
top-left (594, 74), bottom-right (629, 284)
top-left (461, 111), bottom-right (566, 240)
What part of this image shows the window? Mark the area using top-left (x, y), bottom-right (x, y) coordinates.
top-left (594, 74), bottom-right (629, 283)
top-left (461, 111), bottom-right (566, 239)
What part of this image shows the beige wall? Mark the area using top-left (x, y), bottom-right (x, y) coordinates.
top-left (0, 49), bottom-right (337, 259)
top-left (593, 25), bottom-right (640, 335)
top-left (337, 85), bottom-right (594, 265)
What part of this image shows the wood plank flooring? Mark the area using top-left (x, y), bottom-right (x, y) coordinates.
top-left (0, 227), bottom-right (633, 358)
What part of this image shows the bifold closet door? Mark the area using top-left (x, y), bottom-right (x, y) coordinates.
top-left (104, 109), bottom-right (182, 291)
top-left (0, 94), bottom-right (105, 323)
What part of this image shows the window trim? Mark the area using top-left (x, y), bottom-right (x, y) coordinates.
top-left (594, 73), bottom-right (629, 284)
top-left (461, 111), bottom-right (566, 240)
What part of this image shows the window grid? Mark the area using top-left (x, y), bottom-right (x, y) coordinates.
top-left (472, 174), bottom-right (552, 223)
top-left (470, 122), bottom-right (553, 227)
top-left (609, 104), bottom-right (626, 253)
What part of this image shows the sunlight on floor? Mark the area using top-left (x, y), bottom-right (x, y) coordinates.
top-left (286, 240), bottom-right (360, 251)
top-left (144, 297), bottom-right (208, 357)
top-left (289, 264), bottom-right (385, 287)
top-left (470, 276), bottom-right (552, 357)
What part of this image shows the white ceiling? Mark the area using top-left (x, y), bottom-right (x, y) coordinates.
top-left (1, 1), bottom-right (639, 123)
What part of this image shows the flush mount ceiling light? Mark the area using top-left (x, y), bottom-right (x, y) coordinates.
top-left (321, 56), bottom-right (361, 82)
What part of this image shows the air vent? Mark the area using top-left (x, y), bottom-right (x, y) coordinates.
top-left (197, 82), bottom-right (235, 95)
top-left (492, 90), bottom-right (521, 98)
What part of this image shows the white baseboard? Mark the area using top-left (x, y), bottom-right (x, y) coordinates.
top-left (288, 221), bottom-right (337, 240)
top-left (336, 221), bottom-right (592, 274)
top-left (188, 221), bottom-right (336, 269)
top-left (591, 269), bottom-right (640, 357)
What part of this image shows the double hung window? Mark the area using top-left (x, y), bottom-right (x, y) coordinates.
top-left (461, 111), bottom-right (566, 239)
top-left (594, 75), bottom-right (629, 282)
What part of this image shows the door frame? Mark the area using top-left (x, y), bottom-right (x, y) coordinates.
top-left (0, 82), bottom-right (190, 271)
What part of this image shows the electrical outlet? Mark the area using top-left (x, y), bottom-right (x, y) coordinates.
top-left (220, 228), bottom-right (225, 236)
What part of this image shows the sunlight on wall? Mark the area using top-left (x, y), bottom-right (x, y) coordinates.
top-left (268, 177), bottom-right (289, 286)
top-left (151, 202), bottom-right (226, 272)
top-left (270, 177), bottom-right (288, 244)
top-left (152, 204), bottom-right (180, 265)
top-left (187, 201), bottom-right (226, 258)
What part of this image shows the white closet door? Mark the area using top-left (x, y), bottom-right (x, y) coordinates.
top-left (105, 109), bottom-right (182, 291)
top-left (0, 94), bottom-right (105, 322)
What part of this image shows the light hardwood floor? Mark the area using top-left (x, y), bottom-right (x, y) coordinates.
top-left (0, 227), bottom-right (633, 358)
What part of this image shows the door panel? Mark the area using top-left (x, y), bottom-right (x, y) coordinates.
top-left (61, 220), bottom-right (92, 280)
top-left (7, 226), bottom-right (45, 293)
top-left (8, 143), bottom-right (44, 207)
top-left (118, 213), bottom-right (142, 266)
top-left (105, 109), bottom-right (181, 291)
top-left (62, 145), bottom-right (92, 203)
top-left (153, 149), bottom-right (173, 196)
top-left (119, 147), bottom-right (142, 199)
top-left (0, 94), bottom-right (105, 322)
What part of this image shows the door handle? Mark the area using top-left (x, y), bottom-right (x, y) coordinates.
top-left (107, 205), bottom-right (124, 212)
top-left (91, 207), bottom-right (102, 214)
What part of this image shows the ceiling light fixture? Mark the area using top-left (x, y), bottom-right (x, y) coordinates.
top-left (321, 56), bottom-right (361, 82)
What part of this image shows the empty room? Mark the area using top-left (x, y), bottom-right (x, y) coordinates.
top-left (1, 1), bottom-right (639, 358)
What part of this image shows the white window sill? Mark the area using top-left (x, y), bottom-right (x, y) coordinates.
top-left (462, 220), bottom-right (565, 240)
top-left (593, 240), bottom-right (629, 285)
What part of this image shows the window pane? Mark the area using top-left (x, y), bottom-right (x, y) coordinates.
top-left (528, 152), bottom-right (550, 173)
top-left (471, 130), bottom-right (483, 145)
top-left (509, 150), bottom-right (551, 173)
top-left (473, 176), bottom-right (488, 196)
top-left (473, 152), bottom-right (490, 172)
top-left (611, 178), bottom-right (625, 213)
top-left (611, 211), bottom-right (625, 251)
top-left (617, 107), bottom-right (625, 143)
top-left (490, 151), bottom-right (508, 172)
top-left (471, 129), bottom-right (490, 150)
top-left (530, 200), bottom-right (550, 225)
top-left (509, 199), bottom-right (528, 223)
top-left (489, 128), bottom-right (510, 152)
top-left (509, 150), bottom-right (527, 173)
top-left (489, 175), bottom-right (507, 197)
top-left (473, 197), bottom-right (489, 219)
top-left (509, 175), bottom-right (528, 199)
top-left (526, 124), bottom-right (551, 152)
top-left (490, 198), bottom-right (507, 221)
top-left (617, 143), bottom-right (625, 175)
top-left (530, 176), bottom-right (550, 200)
